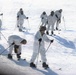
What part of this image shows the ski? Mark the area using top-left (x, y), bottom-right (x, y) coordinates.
top-left (43, 67), bottom-right (48, 69)
top-left (30, 65), bottom-right (49, 70)
top-left (58, 68), bottom-right (62, 71)
top-left (22, 27), bottom-right (26, 29)
top-left (30, 66), bottom-right (37, 69)
top-left (54, 29), bottom-right (61, 31)
top-left (58, 29), bottom-right (61, 31)
top-left (7, 57), bottom-right (26, 61)
top-left (43, 66), bottom-right (49, 70)
top-left (49, 34), bottom-right (56, 36)
top-left (30, 66), bottom-right (48, 70)
top-left (19, 30), bottom-right (25, 32)
top-left (17, 58), bottom-right (26, 61)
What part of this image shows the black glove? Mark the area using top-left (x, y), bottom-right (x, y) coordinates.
top-left (17, 16), bottom-right (19, 20)
top-left (26, 17), bottom-right (28, 19)
top-left (38, 38), bottom-right (42, 42)
top-left (0, 13), bottom-right (3, 15)
top-left (42, 17), bottom-right (44, 19)
top-left (11, 42), bottom-right (15, 45)
top-left (17, 15), bottom-right (19, 18)
top-left (50, 40), bottom-right (54, 43)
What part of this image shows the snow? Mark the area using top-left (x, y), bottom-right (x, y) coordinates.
top-left (0, 0), bottom-right (76, 75)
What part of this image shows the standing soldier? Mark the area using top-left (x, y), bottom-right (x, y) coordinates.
top-left (46, 11), bottom-right (57, 35)
top-left (0, 13), bottom-right (3, 39)
top-left (0, 13), bottom-right (3, 29)
top-left (8, 35), bottom-right (27, 60)
top-left (17, 8), bottom-right (28, 31)
top-left (40, 11), bottom-right (48, 27)
top-left (54, 9), bottom-right (62, 30)
top-left (0, 19), bottom-right (2, 39)
top-left (30, 26), bottom-right (54, 68)
top-left (0, 19), bottom-right (2, 29)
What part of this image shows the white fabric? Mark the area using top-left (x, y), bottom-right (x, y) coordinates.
top-left (55, 10), bottom-right (62, 20)
top-left (40, 14), bottom-right (48, 26)
top-left (8, 35), bottom-right (23, 54)
top-left (30, 31), bottom-right (51, 63)
top-left (0, 19), bottom-right (2, 28)
top-left (47, 14), bottom-right (57, 32)
top-left (17, 11), bottom-right (27, 30)
top-left (54, 10), bottom-right (62, 28)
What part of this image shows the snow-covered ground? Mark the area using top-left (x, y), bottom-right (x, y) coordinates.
top-left (0, 0), bottom-right (76, 75)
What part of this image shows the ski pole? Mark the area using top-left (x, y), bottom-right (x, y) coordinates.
top-left (63, 16), bottom-right (66, 30)
top-left (0, 31), bottom-right (8, 42)
top-left (38, 21), bottom-right (42, 29)
top-left (45, 42), bottom-right (51, 53)
top-left (27, 19), bottom-right (30, 29)
top-left (0, 28), bottom-right (1, 40)
top-left (0, 44), bottom-right (13, 55)
top-left (14, 19), bottom-right (18, 30)
top-left (39, 42), bottom-right (52, 63)
top-left (36, 42), bottom-right (41, 65)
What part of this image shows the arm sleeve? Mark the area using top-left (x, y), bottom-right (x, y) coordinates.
top-left (43, 34), bottom-right (50, 42)
top-left (35, 31), bottom-right (42, 41)
top-left (17, 12), bottom-right (20, 19)
top-left (23, 14), bottom-right (27, 19)
top-left (8, 37), bottom-right (14, 44)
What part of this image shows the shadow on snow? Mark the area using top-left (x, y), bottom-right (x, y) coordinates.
top-left (53, 35), bottom-right (75, 49)
top-left (23, 30), bottom-right (34, 35)
top-left (0, 44), bottom-right (9, 56)
top-left (33, 68), bottom-right (58, 75)
top-left (0, 45), bottom-right (58, 75)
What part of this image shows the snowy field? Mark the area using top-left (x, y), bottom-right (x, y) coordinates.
top-left (0, 0), bottom-right (76, 75)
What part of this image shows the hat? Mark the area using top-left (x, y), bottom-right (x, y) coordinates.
top-left (21, 39), bottom-right (27, 44)
top-left (20, 8), bottom-right (22, 10)
top-left (40, 26), bottom-right (46, 31)
top-left (43, 11), bottom-right (46, 15)
top-left (50, 11), bottom-right (54, 16)
top-left (59, 9), bottom-right (62, 13)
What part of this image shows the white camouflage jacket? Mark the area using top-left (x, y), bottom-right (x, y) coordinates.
top-left (8, 35), bottom-right (23, 45)
top-left (33, 31), bottom-right (51, 52)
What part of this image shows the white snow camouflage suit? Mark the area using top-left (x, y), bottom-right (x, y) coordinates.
top-left (17, 10), bottom-right (27, 30)
top-left (40, 13), bottom-right (48, 26)
top-left (54, 9), bottom-right (62, 30)
top-left (47, 13), bottom-right (57, 33)
top-left (8, 35), bottom-right (24, 54)
top-left (30, 31), bottom-right (51, 63)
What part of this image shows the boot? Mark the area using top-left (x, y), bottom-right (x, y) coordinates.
top-left (8, 54), bottom-right (12, 59)
top-left (42, 62), bottom-right (49, 68)
top-left (17, 25), bottom-right (19, 27)
top-left (46, 31), bottom-right (49, 35)
top-left (22, 26), bottom-right (25, 29)
top-left (56, 27), bottom-right (58, 30)
top-left (30, 62), bottom-right (36, 68)
top-left (17, 53), bottom-right (21, 60)
top-left (19, 29), bottom-right (22, 31)
top-left (51, 31), bottom-right (54, 35)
